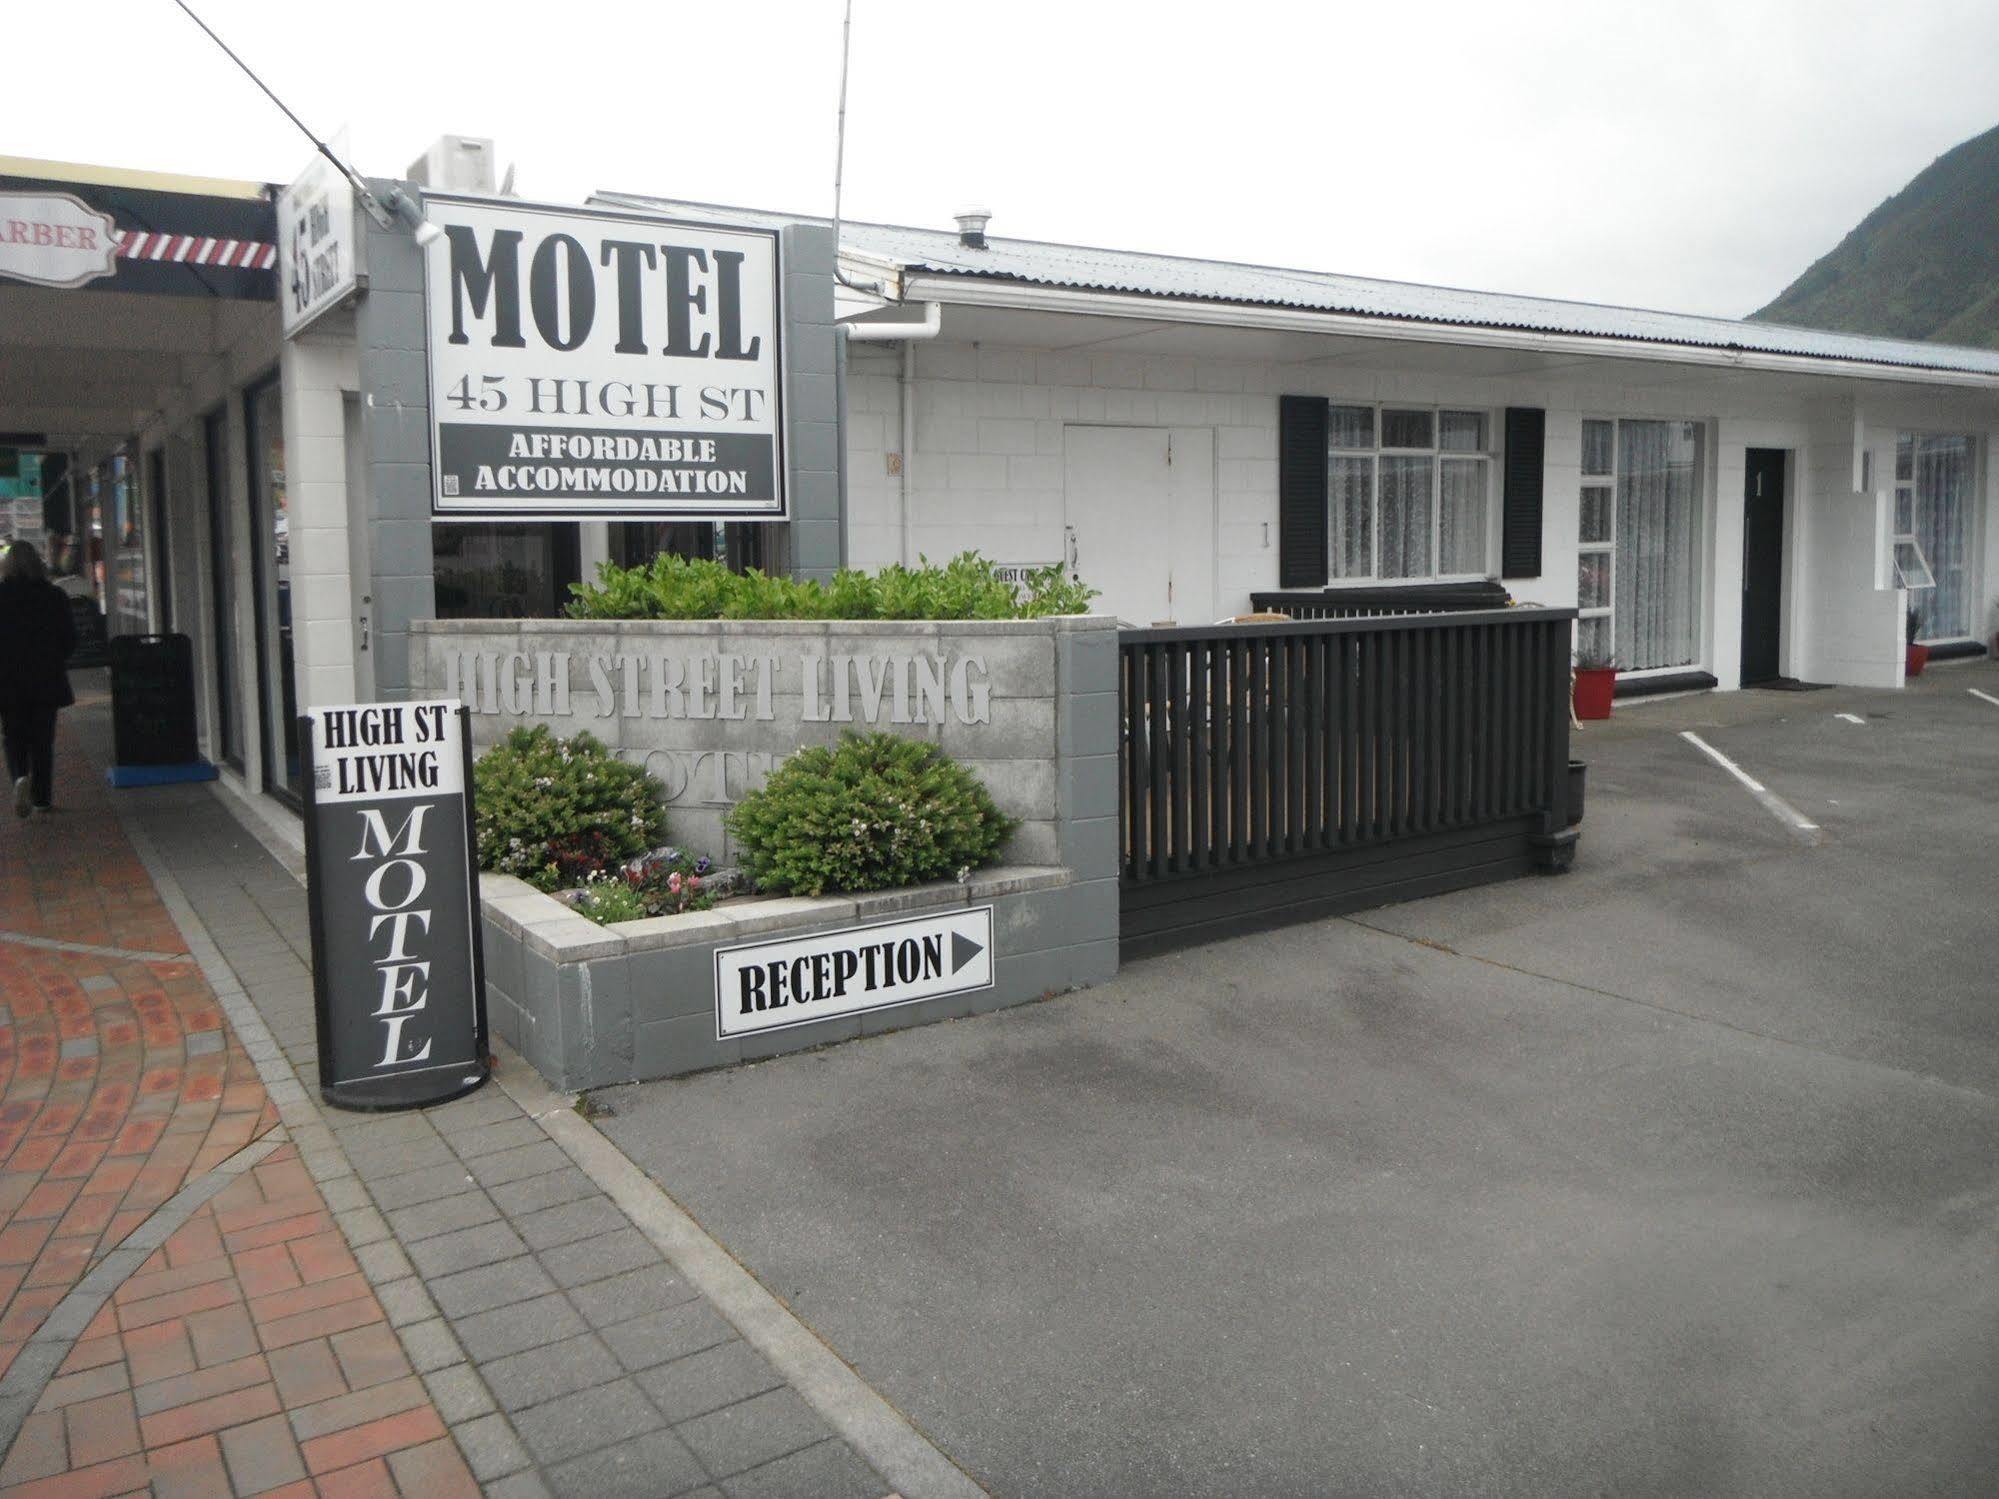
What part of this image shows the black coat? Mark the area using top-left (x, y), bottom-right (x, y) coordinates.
top-left (0, 575), bottom-right (77, 710)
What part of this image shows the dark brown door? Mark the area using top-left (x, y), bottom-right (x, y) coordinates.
top-left (1740, 449), bottom-right (1786, 684)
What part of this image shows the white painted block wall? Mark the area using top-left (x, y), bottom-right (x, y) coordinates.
top-left (846, 334), bottom-right (1998, 690)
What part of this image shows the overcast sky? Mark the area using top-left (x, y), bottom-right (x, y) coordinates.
top-left (11, 0), bottom-right (1997, 319)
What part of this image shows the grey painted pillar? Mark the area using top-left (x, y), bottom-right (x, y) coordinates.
top-left (354, 178), bottom-right (436, 699)
top-left (781, 224), bottom-right (843, 580)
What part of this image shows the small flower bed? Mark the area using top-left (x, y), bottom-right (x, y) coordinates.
top-left (724, 731), bottom-right (1016, 897)
top-left (573, 848), bottom-right (720, 926)
top-left (565, 551), bottom-right (1096, 622)
top-left (474, 726), bottom-right (666, 892)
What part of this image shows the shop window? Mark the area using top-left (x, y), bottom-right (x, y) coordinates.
top-left (1578, 417), bottom-right (1706, 672)
top-left (203, 408), bottom-right (241, 769)
top-left (434, 524), bottom-right (581, 618)
top-left (105, 452), bottom-right (148, 638)
top-left (1327, 406), bottom-right (1492, 581)
top-left (245, 377), bottom-right (298, 805)
top-left (610, 520), bottom-right (766, 574)
top-left (1895, 433), bottom-right (1975, 641)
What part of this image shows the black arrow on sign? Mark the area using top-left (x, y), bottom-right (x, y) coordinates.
top-left (951, 930), bottom-right (984, 975)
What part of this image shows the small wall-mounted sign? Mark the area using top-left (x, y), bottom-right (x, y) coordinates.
top-left (301, 699), bottom-right (490, 1110)
top-left (277, 146), bottom-right (358, 337)
top-left (715, 906), bottom-right (994, 1040)
top-left (0, 191), bottom-right (119, 290)
top-left (992, 562), bottom-right (1060, 588)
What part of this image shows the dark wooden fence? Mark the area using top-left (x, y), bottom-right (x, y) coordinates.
top-left (1118, 607), bottom-right (1577, 958)
top-left (1248, 580), bottom-right (1512, 621)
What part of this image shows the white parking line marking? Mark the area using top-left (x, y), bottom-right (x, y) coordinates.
top-left (1969, 689), bottom-right (1999, 710)
top-left (1680, 731), bottom-right (1825, 845)
top-left (1836, 713), bottom-right (1866, 724)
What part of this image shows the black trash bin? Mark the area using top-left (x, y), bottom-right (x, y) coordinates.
top-left (107, 634), bottom-right (206, 781)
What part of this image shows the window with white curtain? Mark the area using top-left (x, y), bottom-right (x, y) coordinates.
top-left (1577, 417), bottom-right (1706, 671)
top-left (1326, 406), bottom-right (1491, 580)
top-left (1895, 432), bottom-right (1975, 641)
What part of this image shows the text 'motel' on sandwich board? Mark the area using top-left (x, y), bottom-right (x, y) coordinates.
top-left (301, 699), bottom-right (490, 1111)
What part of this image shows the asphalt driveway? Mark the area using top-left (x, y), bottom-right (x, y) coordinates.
top-left (598, 664), bottom-right (1999, 1498)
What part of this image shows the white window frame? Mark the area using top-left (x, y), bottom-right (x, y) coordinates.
top-left (1578, 414), bottom-right (1709, 676)
top-left (1576, 419), bottom-right (1615, 662)
top-left (1324, 404), bottom-right (1494, 584)
top-left (1893, 429), bottom-right (1976, 643)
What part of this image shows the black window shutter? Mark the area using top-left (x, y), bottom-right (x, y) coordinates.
top-left (1501, 407), bottom-right (1546, 578)
top-left (1278, 395), bottom-right (1330, 588)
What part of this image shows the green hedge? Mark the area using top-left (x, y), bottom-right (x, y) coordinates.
top-left (565, 551), bottom-right (1095, 622)
top-left (724, 731), bottom-right (1017, 897)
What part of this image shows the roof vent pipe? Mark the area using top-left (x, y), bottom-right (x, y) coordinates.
top-left (955, 208), bottom-right (991, 250)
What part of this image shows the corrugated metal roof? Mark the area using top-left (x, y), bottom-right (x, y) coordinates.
top-left (592, 192), bottom-right (1999, 379)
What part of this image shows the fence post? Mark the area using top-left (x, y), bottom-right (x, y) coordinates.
top-left (1529, 617), bottom-right (1578, 873)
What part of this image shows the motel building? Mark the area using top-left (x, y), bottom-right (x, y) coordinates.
top-left (4, 139), bottom-right (1998, 817)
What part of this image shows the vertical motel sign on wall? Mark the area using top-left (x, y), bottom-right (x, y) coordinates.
top-left (422, 195), bottom-right (785, 520)
top-left (301, 701), bottom-right (490, 1111)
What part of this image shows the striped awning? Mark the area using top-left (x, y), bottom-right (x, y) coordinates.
top-left (114, 230), bottom-right (276, 271)
top-left (0, 159), bottom-right (277, 300)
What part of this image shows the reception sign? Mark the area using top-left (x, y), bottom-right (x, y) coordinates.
top-left (716, 907), bottom-right (994, 1040)
top-left (301, 700), bottom-right (489, 1110)
top-left (422, 195), bottom-right (785, 520)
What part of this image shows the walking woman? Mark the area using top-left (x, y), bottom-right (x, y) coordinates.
top-left (0, 542), bottom-right (76, 817)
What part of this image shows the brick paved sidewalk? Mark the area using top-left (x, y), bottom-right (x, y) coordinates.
top-left (0, 720), bottom-right (479, 1496)
top-left (0, 737), bottom-right (273, 1387)
top-left (1, 1141), bottom-right (473, 1498)
top-left (0, 693), bottom-right (918, 1499)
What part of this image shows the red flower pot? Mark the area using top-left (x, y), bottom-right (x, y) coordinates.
top-left (1573, 667), bottom-right (1617, 720)
top-left (1906, 643), bottom-right (1930, 679)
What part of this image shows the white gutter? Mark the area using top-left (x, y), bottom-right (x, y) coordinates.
top-left (843, 300), bottom-right (941, 342)
top-left (897, 275), bottom-right (1999, 392)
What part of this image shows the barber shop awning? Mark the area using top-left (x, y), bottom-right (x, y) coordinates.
top-left (0, 156), bottom-right (277, 300)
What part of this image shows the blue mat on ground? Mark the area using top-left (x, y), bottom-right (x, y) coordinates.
top-left (106, 761), bottom-right (220, 788)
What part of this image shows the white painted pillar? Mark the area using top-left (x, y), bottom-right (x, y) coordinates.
top-left (280, 329), bottom-right (362, 710)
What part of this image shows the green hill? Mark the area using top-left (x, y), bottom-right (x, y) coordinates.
top-left (1750, 122), bottom-right (1999, 348)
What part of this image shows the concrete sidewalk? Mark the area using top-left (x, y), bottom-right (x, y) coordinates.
top-left (0, 688), bottom-right (933, 1499)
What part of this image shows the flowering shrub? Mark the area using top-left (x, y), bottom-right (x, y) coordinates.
top-left (724, 731), bottom-right (1016, 897)
top-left (566, 551), bottom-right (1097, 621)
top-left (473, 726), bottom-right (666, 892)
top-left (574, 848), bottom-right (718, 926)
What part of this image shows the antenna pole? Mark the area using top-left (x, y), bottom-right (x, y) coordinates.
top-left (830, 0), bottom-right (882, 296)
top-left (168, 0), bottom-right (387, 221)
top-left (832, 0), bottom-right (852, 252)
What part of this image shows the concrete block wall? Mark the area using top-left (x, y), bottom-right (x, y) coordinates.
top-left (479, 863), bottom-right (1116, 1090)
top-left (354, 181), bottom-right (436, 701)
top-left (411, 615), bottom-right (1122, 871)
top-left (780, 225), bottom-right (844, 580)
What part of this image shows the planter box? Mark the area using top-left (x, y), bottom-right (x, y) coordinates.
top-left (479, 867), bottom-right (1115, 1090)
top-left (422, 614), bottom-right (1127, 1090)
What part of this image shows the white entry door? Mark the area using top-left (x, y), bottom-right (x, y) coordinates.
top-left (1063, 426), bottom-right (1215, 626)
